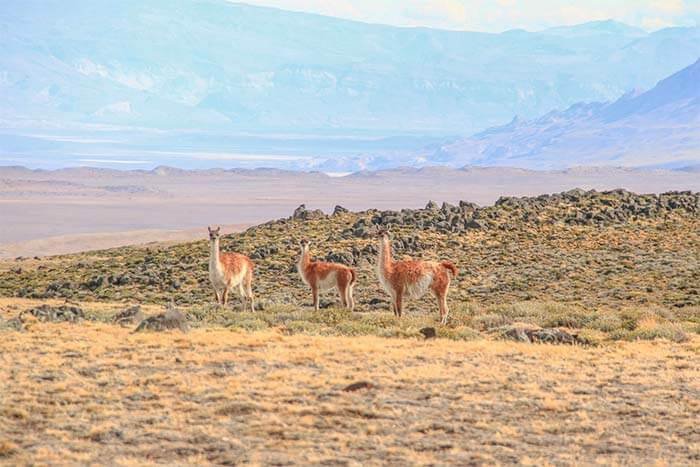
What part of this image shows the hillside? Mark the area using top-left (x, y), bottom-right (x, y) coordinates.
top-left (1, 189), bottom-right (699, 464)
top-left (1, 188), bottom-right (698, 342)
top-left (435, 58), bottom-right (700, 169)
top-left (3, 164), bottom-right (700, 258)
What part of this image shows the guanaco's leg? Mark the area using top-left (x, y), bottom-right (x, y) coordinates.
top-left (338, 284), bottom-right (348, 308)
top-left (439, 294), bottom-right (449, 324)
top-left (395, 289), bottom-right (404, 318)
top-left (312, 284), bottom-right (320, 311)
top-left (346, 284), bottom-right (355, 311)
top-left (222, 287), bottom-right (229, 306)
top-left (433, 280), bottom-right (450, 324)
top-left (245, 270), bottom-right (255, 312)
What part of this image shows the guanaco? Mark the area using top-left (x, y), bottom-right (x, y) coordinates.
top-left (208, 226), bottom-right (255, 311)
top-left (297, 238), bottom-right (356, 311)
top-left (375, 229), bottom-right (457, 324)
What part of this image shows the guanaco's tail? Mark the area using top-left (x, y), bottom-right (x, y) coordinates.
top-left (349, 267), bottom-right (357, 286)
top-left (441, 261), bottom-right (458, 277)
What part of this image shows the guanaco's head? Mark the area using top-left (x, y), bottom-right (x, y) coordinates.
top-left (375, 228), bottom-right (390, 243)
top-left (207, 226), bottom-right (221, 241)
top-left (299, 238), bottom-right (310, 253)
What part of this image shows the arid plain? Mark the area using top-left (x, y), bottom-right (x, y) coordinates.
top-left (1, 182), bottom-right (698, 464)
top-left (2, 165), bottom-right (699, 257)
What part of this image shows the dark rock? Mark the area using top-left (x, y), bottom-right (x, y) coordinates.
top-left (111, 273), bottom-right (132, 286)
top-left (425, 200), bottom-right (439, 210)
top-left (85, 275), bottom-right (105, 291)
top-left (343, 381), bottom-right (375, 392)
top-left (333, 205), bottom-right (349, 215)
top-left (22, 304), bottom-right (85, 323)
top-left (112, 305), bottom-right (145, 326)
top-left (368, 297), bottom-right (388, 308)
top-left (420, 327), bottom-right (437, 339)
top-left (0, 317), bottom-right (24, 332)
top-left (251, 245), bottom-right (279, 260)
top-left (292, 204), bottom-right (325, 221)
top-left (134, 306), bottom-right (189, 332)
top-left (498, 326), bottom-right (585, 345)
top-left (325, 251), bottom-right (354, 265)
top-left (465, 219), bottom-right (488, 230)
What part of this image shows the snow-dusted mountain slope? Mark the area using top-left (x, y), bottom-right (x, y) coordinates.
top-left (433, 58), bottom-right (700, 169)
top-left (1, 0), bottom-right (699, 136)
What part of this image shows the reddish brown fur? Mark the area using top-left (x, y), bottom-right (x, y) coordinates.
top-left (377, 232), bottom-right (456, 324)
top-left (208, 226), bottom-right (255, 310)
top-left (299, 240), bottom-right (356, 311)
top-left (219, 253), bottom-right (255, 283)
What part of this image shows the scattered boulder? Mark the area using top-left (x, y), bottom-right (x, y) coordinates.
top-left (333, 205), bottom-right (349, 215)
top-left (343, 381), bottom-right (375, 392)
top-left (420, 327), bottom-right (437, 339)
top-left (133, 306), bottom-right (189, 333)
top-left (325, 250), bottom-right (354, 265)
top-left (292, 204), bottom-right (325, 221)
top-left (112, 305), bottom-right (145, 326)
top-left (251, 245), bottom-right (279, 260)
top-left (497, 325), bottom-right (585, 345)
top-left (368, 297), bottom-right (388, 308)
top-left (0, 316), bottom-right (25, 332)
top-left (22, 304), bottom-right (85, 323)
top-left (84, 275), bottom-right (105, 291)
top-left (465, 219), bottom-right (488, 230)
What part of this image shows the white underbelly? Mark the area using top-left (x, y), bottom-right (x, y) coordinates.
top-left (317, 272), bottom-right (338, 291)
top-left (210, 266), bottom-right (245, 290)
top-left (405, 273), bottom-right (434, 299)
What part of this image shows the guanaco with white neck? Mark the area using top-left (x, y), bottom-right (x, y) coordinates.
top-left (376, 229), bottom-right (457, 324)
top-left (208, 226), bottom-right (255, 311)
top-left (298, 238), bottom-right (356, 311)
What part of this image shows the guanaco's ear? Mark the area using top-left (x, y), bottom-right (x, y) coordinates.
top-left (207, 226), bottom-right (212, 233)
top-left (375, 227), bottom-right (389, 237)
top-left (215, 226), bottom-right (221, 233)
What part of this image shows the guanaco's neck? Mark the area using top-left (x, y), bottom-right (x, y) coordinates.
top-left (298, 247), bottom-right (311, 272)
top-left (378, 237), bottom-right (393, 274)
top-left (209, 238), bottom-right (222, 269)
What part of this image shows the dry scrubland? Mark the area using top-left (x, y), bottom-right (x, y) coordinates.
top-left (0, 313), bottom-right (698, 465)
top-left (1, 189), bottom-right (699, 464)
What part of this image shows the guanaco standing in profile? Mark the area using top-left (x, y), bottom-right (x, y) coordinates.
top-left (297, 238), bottom-right (356, 311)
top-left (375, 229), bottom-right (457, 324)
top-left (208, 226), bottom-right (255, 311)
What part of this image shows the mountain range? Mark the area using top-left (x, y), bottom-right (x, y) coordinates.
top-left (1, 0), bottom-right (699, 170)
top-left (429, 58), bottom-right (700, 169)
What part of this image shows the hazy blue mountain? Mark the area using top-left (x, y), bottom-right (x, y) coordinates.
top-left (2, 0), bottom-right (700, 138)
top-left (432, 58), bottom-right (700, 169)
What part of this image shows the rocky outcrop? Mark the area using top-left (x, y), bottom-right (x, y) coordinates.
top-left (134, 306), bottom-right (189, 332)
top-left (23, 304), bottom-right (85, 323)
top-left (292, 204), bottom-right (325, 221)
top-left (112, 305), bottom-right (145, 326)
top-left (343, 189), bottom-right (699, 234)
top-left (496, 325), bottom-right (587, 345)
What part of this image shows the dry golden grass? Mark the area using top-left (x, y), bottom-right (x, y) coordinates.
top-left (1, 316), bottom-right (698, 465)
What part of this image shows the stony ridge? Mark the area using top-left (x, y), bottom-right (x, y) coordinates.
top-left (0, 189), bottom-right (698, 312)
top-left (287, 189), bottom-right (700, 239)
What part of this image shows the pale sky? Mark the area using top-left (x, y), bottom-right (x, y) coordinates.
top-left (235, 0), bottom-right (700, 32)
